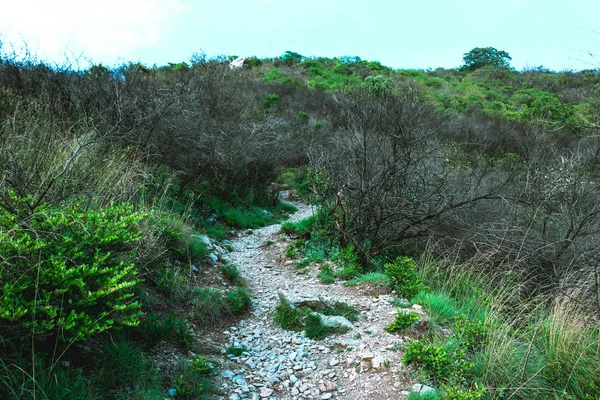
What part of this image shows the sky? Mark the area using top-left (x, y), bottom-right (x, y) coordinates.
top-left (0, 0), bottom-right (599, 71)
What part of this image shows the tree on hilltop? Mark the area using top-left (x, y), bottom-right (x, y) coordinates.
top-left (461, 47), bottom-right (512, 71)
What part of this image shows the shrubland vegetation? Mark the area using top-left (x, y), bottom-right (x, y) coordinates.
top-left (0, 40), bottom-right (599, 398)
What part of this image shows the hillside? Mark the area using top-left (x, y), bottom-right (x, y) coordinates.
top-left (0, 46), bottom-right (599, 399)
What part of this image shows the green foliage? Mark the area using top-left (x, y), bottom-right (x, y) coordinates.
top-left (0, 199), bottom-right (145, 342)
top-left (385, 310), bottom-right (420, 333)
top-left (345, 272), bottom-right (391, 288)
top-left (461, 47), bottom-right (512, 71)
top-left (172, 360), bottom-right (213, 399)
top-left (384, 257), bottom-right (428, 299)
top-left (280, 51), bottom-right (304, 66)
top-left (263, 68), bottom-right (292, 83)
top-left (441, 385), bottom-right (486, 400)
top-left (98, 339), bottom-right (160, 396)
top-left (403, 338), bottom-right (453, 379)
top-left (191, 287), bottom-right (251, 326)
top-left (0, 358), bottom-right (100, 400)
top-left (319, 302), bottom-right (360, 322)
top-left (192, 356), bottom-right (214, 374)
top-left (263, 93), bottom-right (280, 111)
top-left (363, 75), bottom-right (393, 97)
top-left (205, 223), bottom-right (228, 241)
top-left (225, 287), bottom-right (252, 312)
top-left (226, 345), bottom-right (249, 357)
top-left (220, 263), bottom-right (245, 286)
top-left (333, 245), bottom-right (361, 280)
top-left (407, 391), bottom-right (438, 400)
top-left (453, 314), bottom-right (488, 352)
top-left (304, 313), bottom-right (343, 340)
top-left (318, 264), bottom-right (335, 284)
top-left (414, 292), bottom-right (457, 325)
top-left (136, 313), bottom-right (192, 348)
top-left (273, 299), bottom-right (306, 331)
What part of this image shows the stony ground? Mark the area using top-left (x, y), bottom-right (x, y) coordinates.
top-left (214, 195), bottom-right (418, 400)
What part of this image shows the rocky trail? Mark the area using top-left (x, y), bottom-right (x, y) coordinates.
top-left (214, 195), bottom-right (419, 400)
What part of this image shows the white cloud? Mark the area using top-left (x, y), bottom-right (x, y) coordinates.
top-left (0, 0), bottom-right (188, 65)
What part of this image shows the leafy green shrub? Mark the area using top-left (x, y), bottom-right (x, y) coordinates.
top-left (273, 299), bottom-right (306, 331)
top-left (0, 199), bottom-right (145, 342)
top-left (263, 68), bottom-right (292, 83)
top-left (403, 339), bottom-right (452, 379)
top-left (453, 314), bottom-right (488, 352)
top-left (263, 93), bottom-right (280, 111)
top-left (384, 257), bottom-right (428, 299)
top-left (385, 310), bottom-right (420, 333)
top-left (333, 245), bottom-right (361, 280)
top-left (188, 235), bottom-right (209, 260)
top-left (441, 385), bottom-right (486, 400)
top-left (192, 356), bottom-right (214, 374)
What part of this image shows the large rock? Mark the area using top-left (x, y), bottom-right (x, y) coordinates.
top-left (277, 289), bottom-right (333, 310)
top-left (411, 383), bottom-right (436, 394)
top-left (318, 314), bottom-right (355, 332)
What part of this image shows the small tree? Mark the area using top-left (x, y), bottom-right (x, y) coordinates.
top-left (461, 47), bottom-right (512, 72)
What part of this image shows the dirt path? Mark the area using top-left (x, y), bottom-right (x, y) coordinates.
top-left (215, 194), bottom-right (413, 399)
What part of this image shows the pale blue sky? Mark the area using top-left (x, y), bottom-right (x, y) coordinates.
top-left (1, 0), bottom-right (599, 71)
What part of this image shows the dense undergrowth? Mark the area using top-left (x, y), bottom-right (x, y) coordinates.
top-left (1, 42), bottom-right (599, 399)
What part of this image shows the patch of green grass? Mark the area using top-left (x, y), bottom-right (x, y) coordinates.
top-left (318, 264), bottom-right (335, 284)
top-left (320, 302), bottom-right (360, 322)
top-left (136, 312), bottom-right (192, 348)
top-left (414, 291), bottom-right (457, 325)
top-left (225, 287), bottom-right (252, 312)
top-left (188, 235), bottom-right (210, 260)
top-left (304, 313), bottom-right (344, 340)
top-left (191, 287), bottom-right (252, 326)
top-left (220, 263), bottom-right (245, 286)
top-left (98, 339), bottom-right (160, 395)
top-left (385, 310), bottom-right (421, 333)
top-left (0, 357), bottom-right (100, 400)
top-left (345, 272), bottom-right (390, 287)
top-left (173, 359), bottom-right (214, 399)
top-left (273, 299), bottom-right (307, 331)
top-left (205, 223), bottom-right (228, 241)
top-left (281, 213), bottom-right (318, 235)
top-left (226, 345), bottom-right (249, 357)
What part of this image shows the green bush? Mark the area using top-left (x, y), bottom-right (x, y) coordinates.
top-left (441, 385), bottom-right (486, 400)
top-left (384, 257), bottom-right (428, 299)
top-left (0, 198), bottom-right (145, 342)
top-left (320, 302), bottom-right (360, 322)
top-left (403, 339), bottom-right (453, 380)
top-left (385, 310), bottom-right (420, 333)
top-left (453, 314), bottom-right (488, 352)
top-left (345, 272), bottom-right (391, 287)
top-left (192, 355), bottom-right (214, 374)
top-left (334, 245), bottom-right (361, 280)
top-left (173, 360), bottom-right (213, 399)
top-left (226, 345), bottom-right (249, 357)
